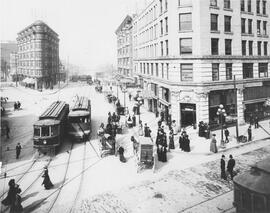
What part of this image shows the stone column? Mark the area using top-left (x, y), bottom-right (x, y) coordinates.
top-left (171, 91), bottom-right (181, 127)
top-left (196, 92), bottom-right (209, 124)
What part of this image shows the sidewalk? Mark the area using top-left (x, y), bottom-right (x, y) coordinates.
top-left (109, 85), bottom-right (270, 155)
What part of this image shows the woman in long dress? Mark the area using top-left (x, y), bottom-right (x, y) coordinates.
top-left (42, 167), bottom-right (54, 190)
top-left (169, 129), bottom-right (175, 149)
top-left (210, 134), bottom-right (218, 153)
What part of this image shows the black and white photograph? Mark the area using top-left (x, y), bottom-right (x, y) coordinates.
top-left (1, 0), bottom-right (270, 212)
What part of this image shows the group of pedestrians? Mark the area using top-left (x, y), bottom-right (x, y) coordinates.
top-left (13, 101), bottom-right (21, 111)
top-left (220, 154), bottom-right (236, 180)
top-left (156, 125), bottom-right (168, 162)
top-left (179, 130), bottom-right (190, 152)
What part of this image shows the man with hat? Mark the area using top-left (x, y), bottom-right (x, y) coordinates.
top-left (220, 155), bottom-right (227, 180)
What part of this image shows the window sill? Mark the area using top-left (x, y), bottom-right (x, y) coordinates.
top-left (224, 31), bottom-right (233, 35)
top-left (178, 4), bottom-right (192, 8)
top-left (178, 30), bottom-right (193, 33)
top-left (209, 5), bottom-right (219, 10)
top-left (257, 34), bottom-right (269, 38)
top-left (241, 11), bottom-right (254, 15)
top-left (223, 8), bottom-right (233, 12)
top-left (241, 33), bottom-right (254, 37)
top-left (257, 13), bottom-right (268, 17)
top-left (211, 30), bottom-right (220, 34)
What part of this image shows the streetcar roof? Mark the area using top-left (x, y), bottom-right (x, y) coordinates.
top-left (34, 119), bottom-right (60, 126)
top-left (71, 96), bottom-right (90, 110)
top-left (68, 110), bottom-right (90, 117)
top-left (40, 101), bottom-right (69, 119)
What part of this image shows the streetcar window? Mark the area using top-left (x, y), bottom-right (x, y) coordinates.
top-left (34, 127), bottom-right (41, 137)
top-left (41, 126), bottom-right (50, 137)
top-left (51, 125), bottom-right (58, 136)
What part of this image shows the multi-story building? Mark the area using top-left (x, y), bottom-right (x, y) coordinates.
top-left (115, 15), bottom-right (134, 80)
top-left (9, 52), bottom-right (20, 82)
top-left (17, 20), bottom-right (59, 89)
top-left (0, 41), bottom-right (17, 81)
top-left (133, 0), bottom-right (270, 128)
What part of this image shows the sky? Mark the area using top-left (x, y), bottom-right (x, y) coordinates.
top-left (0, 0), bottom-right (148, 73)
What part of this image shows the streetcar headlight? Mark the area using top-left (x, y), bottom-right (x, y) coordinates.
top-left (43, 140), bottom-right (47, 144)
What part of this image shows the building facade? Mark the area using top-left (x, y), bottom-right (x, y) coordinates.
top-left (17, 20), bottom-right (59, 89)
top-left (9, 52), bottom-right (20, 82)
top-left (115, 15), bottom-right (134, 79)
top-left (0, 41), bottom-right (17, 81)
top-left (133, 0), bottom-right (270, 128)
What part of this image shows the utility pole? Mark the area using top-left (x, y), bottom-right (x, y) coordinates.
top-left (234, 75), bottom-right (239, 142)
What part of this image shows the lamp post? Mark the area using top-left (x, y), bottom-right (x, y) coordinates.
top-left (216, 104), bottom-right (227, 148)
top-left (122, 87), bottom-right (127, 107)
top-left (137, 96), bottom-right (143, 122)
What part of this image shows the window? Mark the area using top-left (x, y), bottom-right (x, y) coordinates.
top-left (181, 64), bottom-right (193, 81)
top-left (243, 63), bottom-right (253, 78)
top-left (165, 0), bottom-right (168, 11)
top-left (147, 63), bottom-right (150, 74)
top-left (151, 63), bottom-right (154, 75)
top-left (258, 41), bottom-right (262, 55)
top-left (166, 63), bottom-right (169, 80)
top-left (263, 21), bottom-right (267, 35)
top-left (165, 17), bottom-right (168, 33)
top-left (264, 42), bottom-right (268, 55)
top-left (41, 126), bottom-right (50, 137)
top-left (160, 0), bottom-right (163, 14)
top-left (224, 16), bottom-right (231, 32)
top-left (257, 20), bottom-right (261, 34)
top-left (248, 19), bottom-right (252, 34)
top-left (224, 0), bottom-right (230, 9)
top-left (179, 13), bottom-right (192, 31)
top-left (178, 0), bottom-right (191, 7)
top-left (34, 127), bottom-right (41, 137)
top-left (211, 14), bottom-right (218, 31)
top-left (226, 63), bottom-right (232, 80)
top-left (241, 18), bottom-right (246, 33)
top-left (259, 63), bottom-right (268, 77)
top-left (180, 38), bottom-right (192, 54)
top-left (143, 63), bottom-right (146, 74)
top-left (51, 125), bottom-right (58, 136)
top-left (241, 0), bottom-right (245, 11)
top-left (160, 41), bottom-right (164, 56)
top-left (160, 20), bottom-right (163, 35)
top-left (161, 63), bottom-right (164, 78)
top-left (210, 0), bottom-right (217, 7)
top-left (248, 0), bottom-right (252, 12)
top-left (262, 0), bottom-right (266, 14)
top-left (211, 38), bottom-right (219, 55)
top-left (225, 39), bottom-right (232, 55)
top-left (249, 41), bottom-right (253, 55)
top-left (165, 40), bottom-right (169, 55)
top-left (257, 0), bottom-right (260, 14)
top-left (140, 63), bottom-right (142, 73)
top-left (212, 63), bottom-right (219, 81)
top-left (156, 63), bottom-right (159, 76)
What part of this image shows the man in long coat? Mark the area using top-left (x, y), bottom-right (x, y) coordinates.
top-left (220, 155), bottom-right (227, 180)
top-left (227, 155), bottom-right (236, 180)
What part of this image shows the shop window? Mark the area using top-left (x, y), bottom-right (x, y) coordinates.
top-left (243, 63), bottom-right (253, 79)
top-left (212, 63), bottom-right (219, 81)
top-left (181, 63), bottom-right (193, 81)
top-left (259, 63), bottom-right (268, 78)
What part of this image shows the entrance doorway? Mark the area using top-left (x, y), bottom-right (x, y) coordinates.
top-left (180, 103), bottom-right (196, 127)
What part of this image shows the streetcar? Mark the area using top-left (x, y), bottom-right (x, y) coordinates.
top-left (68, 96), bottom-right (91, 141)
top-left (33, 101), bottom-right (69, 155)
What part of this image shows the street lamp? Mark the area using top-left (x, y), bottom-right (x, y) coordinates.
top-left (216, 104), bottom-right (227, 148)
top-left (137, 96), bottom-right (143, 123)
top-left (122, 87), bottom-right (127, 107)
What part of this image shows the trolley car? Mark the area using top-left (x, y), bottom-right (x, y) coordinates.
top-left (68, 96), bottom-right (91, 140)
top-left (233, 157), bottom-right (270, 213)
top-left (33, 101), bottom-right (69, 155)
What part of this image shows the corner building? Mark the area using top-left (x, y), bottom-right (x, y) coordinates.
top-left (133, 0), bottom-right (270, 128)
top-left (17, 21), bottom-right (59, 89)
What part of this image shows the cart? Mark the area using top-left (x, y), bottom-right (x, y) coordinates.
top-left (136, 136), bottom-right (155, 172)
top-left (99, 134), bottom-right (116, 158)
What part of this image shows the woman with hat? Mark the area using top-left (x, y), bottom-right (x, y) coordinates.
top-left (42, 166), bottom-right (54, 190)
top-left (210, 134), bottom-right (218, 153)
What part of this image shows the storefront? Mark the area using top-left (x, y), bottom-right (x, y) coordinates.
top-left (159, 87), bottom-right (171, 123)
top-left (208, 89), bottom-right (236, 128)
top-left (243, 83), bottom-right (270, 122)
top-left (180, 103), bottom-right (196, 127)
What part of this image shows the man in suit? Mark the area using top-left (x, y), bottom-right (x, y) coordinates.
top-left (220, 155), bottom-right (226, 180)
top-left (227, 155), bottom-right (236, 180)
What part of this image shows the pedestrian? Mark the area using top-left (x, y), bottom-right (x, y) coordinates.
top-left (112, 112), bottom-right (117, 123)
top-left (220, 155), bottom-right (227, 180)
top-left (138, 120), bottom-right (143, 136)
top-left (1, 179), bottom-right (23, 212)
top-left (171, 120), bottom-right (178, 135)
top-left (16, 143), bottom-right (22, 159)
top-left (108, 112), bottom-right (112, 124)
top-left (132, 114), bottom-right (136, 127)
top-left (17, 101), bottom-right (21, 110)
top-left (129, 93), bottom-right (132, 101)
top-left (161, 145), bottom-right (167, 163)
top-left (106, 123), bottom-right (112, 135)
top-left (179, 131), bottom-right (185, 150)
top-left (6, 125), bottom-right (10, 139)
top-left (227, 155), bottom-right (236, 180)
top-left (118, 146), bottom-right (126, 163)
top-left (42, 166), bottom-right (54, 190)
top-left (131, 136), bottom-right (139, 155)
top-left (14, 102), bottom-right (17, 111)
top-left (210, 134), bottom-right (218, 153)
top-left (144, 123), bottom-right (151, 137)
top-left (224, 127), bottom-right (229, 143)
top-left (248, 125), bottom-right (252, 141)
top-left (157, 145), bottom-right (162, 161)
top-left (184, 135), bottom-right (191, 152)
top-left (254, 116), bottom-right (259, 128)
top-left (169, 129), bottom-right (175, 149)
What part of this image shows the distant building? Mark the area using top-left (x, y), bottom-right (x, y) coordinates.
top-left (115, 15), bottom-right (133, 80)
top-left (58, 62), bottom-right (67, 82)
top-left (0, 41), bottom-right (17, 81)
top-left (17, 20), bottom-right (59, 89)
top-left (9, 52), bottom-right (20, 82)
top-left (133, 0), bottom-right (270, 127)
